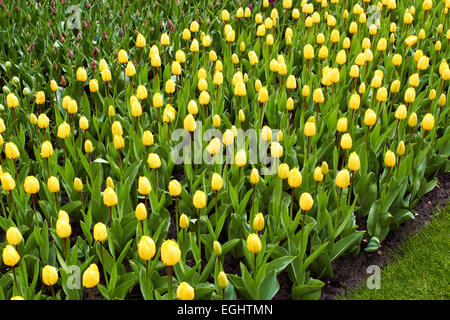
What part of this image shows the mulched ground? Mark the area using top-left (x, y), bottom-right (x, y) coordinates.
top-left (319, 171), bottom-right (450, 300)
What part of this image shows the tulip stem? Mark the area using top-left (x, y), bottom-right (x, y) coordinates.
top-left (12, 266), bottom-right (18, 291)
top-left (253, 253), bottom-right (257, 276)
top-left (64, 237), bottom-right (69, 262)
top-left (306, 136), bottom-right (310, 161)
top-left (140, 220), bottom-right (144, 236)
top-left (299, 209), bottom-right (307, 257)
top-left (348, 172), bottom-right (354, 206)
top-left (46, 158), bottom-right (50, 177)
top-left (54, 193), bottom-right (60, 211)
top-left (91, 287), bottom-right (94, 300)
top-left (237, 167), bottom-right (241, 187)
top-left (51, 286), bottom-right (55, 299)
top-left (118, 151), bottom-right (122, 182)
top-left (109, 206), bottom-right (112, 226)
top-left (290, 189), bottom-right (294, 220)
top-left (154, 170), bottom-right (158, 198)
top-left (99, 241), bottom-right (109, 287)
top-left (10, 191), bottom-right (19, 226)
top-left (167, 266), bottom-right (173, 300)
top-left (32, 194), bottom-right (38, 227)
top-left (197, 208), bottom-right (201, 262)
top-left (365, 127), bottom-right (370, 148)
top-left (175, 197), bottom-right (179, 236)
top-left (215, 191), bottom-right (218, 227)
top-left (341, 149), bottom-right (346, 170)
top-left (335, 188), bottom-right (343, 230)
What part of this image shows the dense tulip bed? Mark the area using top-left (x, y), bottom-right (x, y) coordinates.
top-left (0, 0), bottom-right (449, 300)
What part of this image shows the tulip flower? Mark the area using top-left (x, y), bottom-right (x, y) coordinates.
top-left (3, 244), bottom-right (20, 289)
top-left (304, 119), bottom-right (316, 159)
top-left (193, 189), bottom-right (207, 256)
top-left (42, 265), bottom-right (58, 295)
top-left (161, 239), bottom-right (181, 299)
top-left (83, 264), bottom-right (100, 299)
top-left (6, 227), bottom-right (22, 246)
top-left (24, 175), bottom-right (40, 224)
top-left (253, 213), bottom-right (265, 232)
top-left (218, 271), bottom-right (229, 297)
top-left (1, 172), bottom-right (18, 223)
top-left (418, 113), bottom-right (435, 150)
top-left (103, 186), bottom-right (118, 225)
top-left (247, 233), bottom-right (261, 274)
top-left (176, 282), bottom-right (195, 300)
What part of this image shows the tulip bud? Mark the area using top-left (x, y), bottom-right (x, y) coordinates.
top-left (348, 152), bottom-right (360, 171)
top-left (304, 121), bottom-right (316, 137)
top-left (364, 108), bottom-right (377, 126)
top-left (278, 163), bottom-right (290, 180)
top-left (303, 44), bottom-right (314, 60)
top-left (2, 245), bottom-right (20, 267)
top-left (176, 282), bottom-right (195, 300)
top-left (6, 227), bottom-right (22, 246)
top-left (179, 214), bottom-right (189, 229)
top-left (83, 264), bottom-right (100, 288)
top-left (395, 105), bottom-right (407, 120)
top-left (136, 33), bottom-right (146, 48)
top-left (313, 166), bottom-right (323, 182)
top-left (193, 190), bottom-right (206, 209)
top-left (438, 94), bottom-right (446, 107)
top-left (247, 233), bottom-right (262, 254)
top-left (137, 176), bottom-right (151, 195)
top-left (93, 222), bottom-right (107, 242)
top-left (103, 187), bottom-right (118, 207)
top-left (397, 141), bottom-right (405, 157)
top-left (299, 192), bottom-right (314, 211)
top-left (161, 239), bottom-right (181, 266)
top-left (5, 142), bottom-right (20, 159)
top-left (56, 219), bottom-right (71, 239)
top-left (42, 265), bottom-right (58, 286)
top-left (235, 149), bottom-right (247, 167)
top-left (118, 49), bottom-right (128, 64)
top-left (211, 173), bottom-right (223, 191)
top-left (218, 271), bottom-right (229, 289)
top-left (142, 130), bottom-right (154, 146)
top-left (57, 122), bottom-right (70, 139)
top-left (270, 141), bottom-right (283, 159)
top-left (421, 113), bottom-right (434, 131)
top-left (147, 153), bottom-right (161, 169)
top-left (76, 67), bottom-right (87, 82)
top-left (253, 213), bottom-right (265, 232)
top-left (47, 176), bottom-right (60, 193)
top-left (250, 168), bottom-right (260, 185)
top-left (50, 79), bottom-right (58, 92)
top-left (24, 176), bottom-right (40, 194)
top-left (138, 236), bottom-right (156, 261)
top-left (321, 161), bottom-right (329, 175)
top-left (336, 169), bottom-right (351, 189)
top-left (213, 241), bottom-right (222, 256)
top-left (337, 118), bottom-right (348, 133)
top-left (1, 173), bottom-right (16, 191)
top-left (213, 115), bottom-right (221, 128)
top-left (384, 150), bottom-right (396, 167)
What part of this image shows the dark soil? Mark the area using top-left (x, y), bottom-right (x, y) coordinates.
top-left (319, 171), bottom-right (450, 300)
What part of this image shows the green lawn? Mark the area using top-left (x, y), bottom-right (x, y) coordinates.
top-left (341, 204), bottom-right (450, 300)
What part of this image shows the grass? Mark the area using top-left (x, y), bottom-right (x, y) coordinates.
top-left (341, 203), bottom-right (450, 300)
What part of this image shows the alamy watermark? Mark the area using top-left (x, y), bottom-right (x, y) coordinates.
top-left (366, 265), bottom-right (381, 289)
